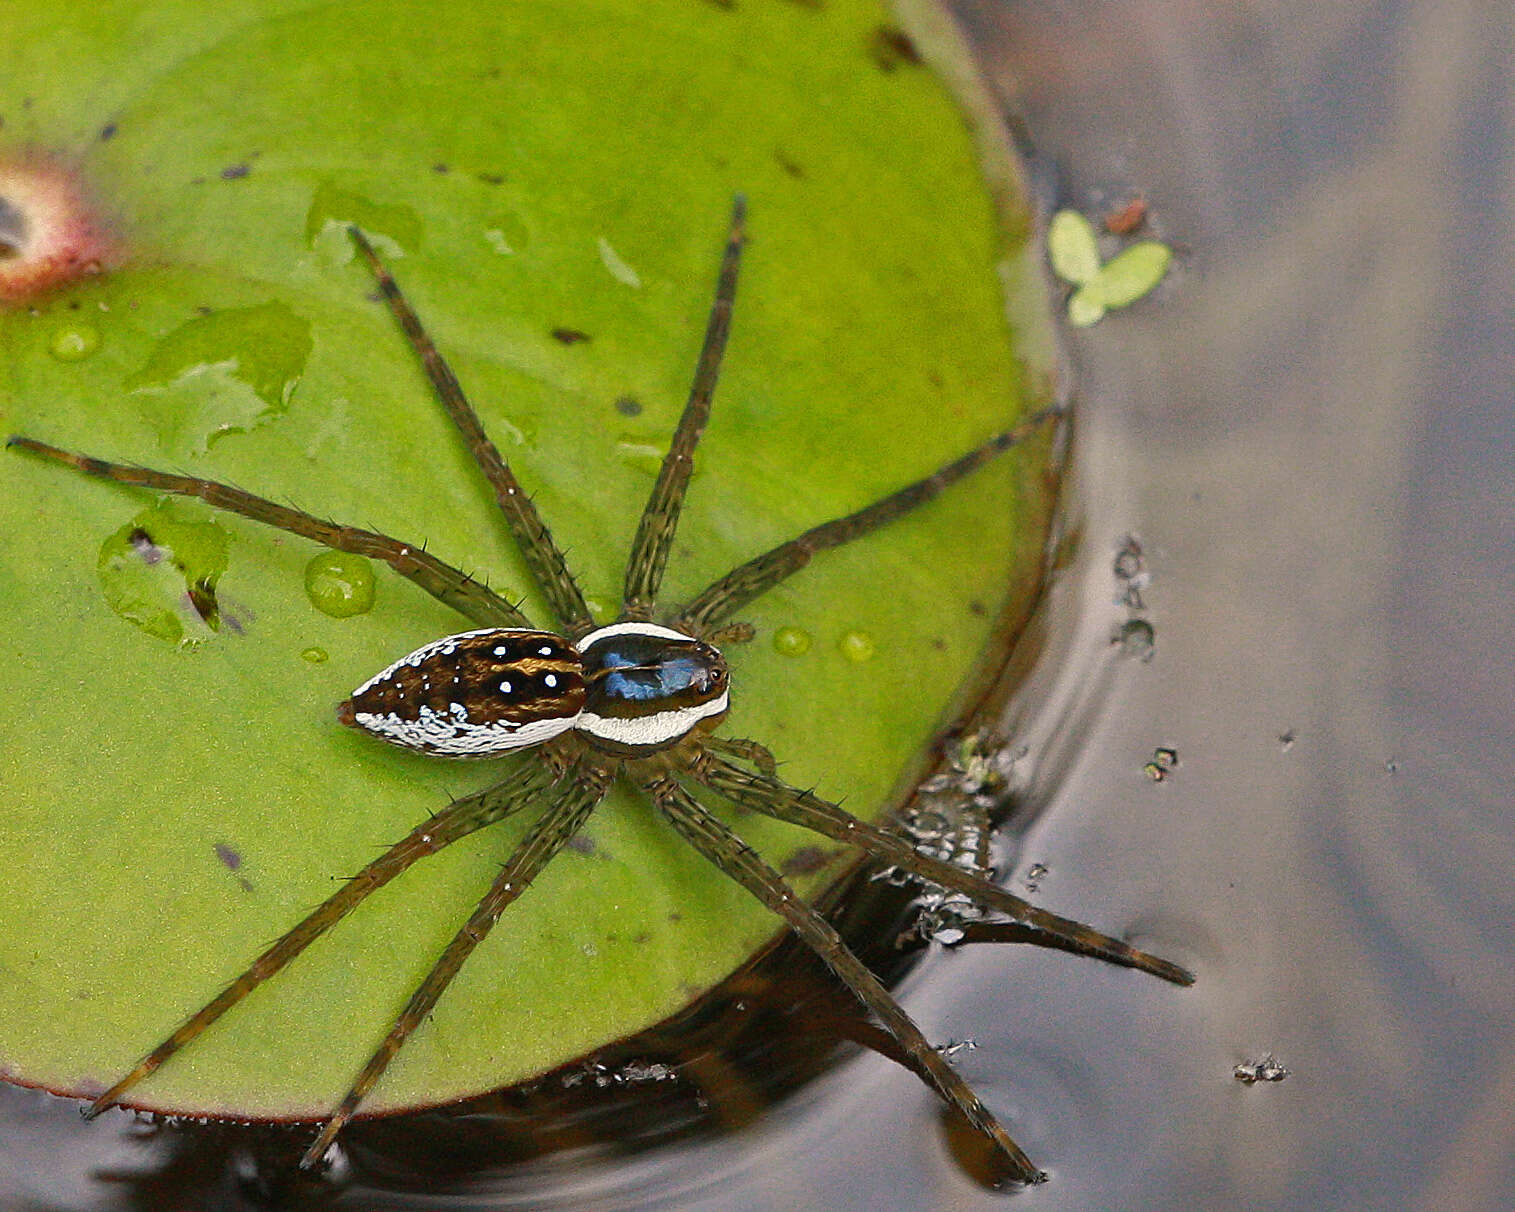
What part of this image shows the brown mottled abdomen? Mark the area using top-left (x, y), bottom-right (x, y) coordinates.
top-left (339, 628), bottom-right (587, 756)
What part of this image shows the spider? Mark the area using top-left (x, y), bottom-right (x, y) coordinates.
top-left (9, 196), bottom-right (1192, 1184)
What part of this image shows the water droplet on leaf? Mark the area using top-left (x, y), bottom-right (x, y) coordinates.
top-left (773, 625), bottom-right (812, 656)
top-left (125, 302), bottom-right (313, 455)
top-left (304, 551), bottom-right (376, 618)
top-left (837, 630), bottom-right (876, 662)
top-left (304, 182), bottom-right (422, 257)
top-left (597, 236), bottom-right (642, 288)
top-left (49, 322), bottom-right (100, 361)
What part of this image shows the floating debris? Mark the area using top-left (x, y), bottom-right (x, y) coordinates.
top-left (1048, 208), bottom-right (1172, 328)
top-left (1143, 747), bottom-right (1180, 781)
top-left (1234, 1054), bottom-right (1290, 1085)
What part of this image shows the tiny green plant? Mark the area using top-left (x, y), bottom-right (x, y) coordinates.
top-left (1048, 208), bottom-right (1172, 327)
top-left (9, 198), bottom-right (1192, 1184)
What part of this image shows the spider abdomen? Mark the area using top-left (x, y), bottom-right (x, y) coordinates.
top-left (338, 628), bottom-right (586, 757)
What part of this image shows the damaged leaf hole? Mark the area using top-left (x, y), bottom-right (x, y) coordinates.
top-left (0, 195), bottom-right (26, 258)
top-left (0, 156), bottom-right (112, 303)
top-left (96, 502), bottom-right (231, 648)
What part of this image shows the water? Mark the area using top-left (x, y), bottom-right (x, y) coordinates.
top-left (5, 1), bottom-right (1512, 1207)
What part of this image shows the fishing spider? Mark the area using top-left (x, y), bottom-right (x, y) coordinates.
top-left (10, 197), bottom-right (1192, 1183)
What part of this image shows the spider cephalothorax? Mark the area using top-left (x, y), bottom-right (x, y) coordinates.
top-left (9, 196), bottom-right (1191, 1184)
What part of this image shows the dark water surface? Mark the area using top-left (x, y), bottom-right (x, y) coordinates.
top-left (5, 1), bottom-right (1512, 1208)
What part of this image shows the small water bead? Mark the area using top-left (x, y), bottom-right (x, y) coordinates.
top-left (837, 629), bottom-right (876, 662)
top-left (772, 625), bottom-right (811, 657)
top-left (49, 322), bottom-right (100, 361)
top-left (304, 552), bottom-right (376, 618)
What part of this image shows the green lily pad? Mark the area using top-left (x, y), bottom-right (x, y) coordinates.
top-left (0, 0), bottom-right (1056, 1120)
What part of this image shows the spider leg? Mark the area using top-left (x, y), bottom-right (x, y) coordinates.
top-left (641, 769), bottom-right (1044, 1186)
top-left (299, 755), bottom-right (614, 1170)
top-left (694, 752), bottom-right (1194, 986)
top-left (621, 195), bottom-right (746, 619)
top-left (84, 760), bottom-right (555, 1120)
top-left (702, 734), bottom-right (778, 777)
top-left (348, 228), bottom-right (593, 635)
top-left (675, 406), bottom-right (1060, 633)
top-left (7, 437), bottom-right (527, 629)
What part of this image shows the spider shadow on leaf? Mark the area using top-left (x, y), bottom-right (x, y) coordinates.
top-left (8, 195), bottom-right (1192, 1186)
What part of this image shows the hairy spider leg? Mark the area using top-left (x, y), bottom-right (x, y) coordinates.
top-left (301, 755), bottom-right (614, 1169)
top-left (349, 228), bottom-right (594, 637)
top-left (84, 760), bottom-right (556, 1120)
top-left (695, 753), bottom-right (1195, 986)
top-left (702, 733), bottom-right (778, 777)
top-left (621, 195), bottom-right (746, 619)
top-left (5, 437), bottom-right (526, 630)
top-left (675, 405), bottom-right (1061, 634)
top-left (641, 771), bottom-right (1044, 1186)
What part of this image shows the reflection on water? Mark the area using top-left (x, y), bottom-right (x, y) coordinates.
top-left (5, 0), bottom-right (1514, 1208)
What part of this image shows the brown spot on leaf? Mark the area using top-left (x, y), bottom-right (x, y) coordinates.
top-left (552, 327), bottom-right (591, 345)
top-left (870, 24), bottom-right (923, 72)
top-left (214, 842), bottom-right (254, 892)
top-left (773, 148), bottom-right (806, 179)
